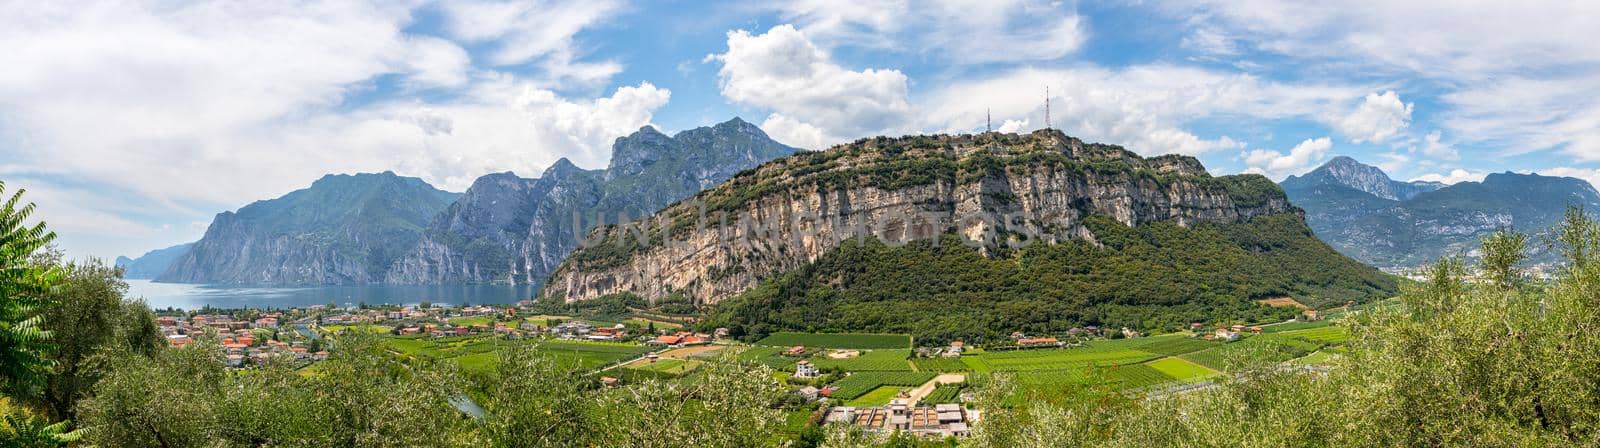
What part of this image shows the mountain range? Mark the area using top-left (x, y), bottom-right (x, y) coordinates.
top-left (114, 242), bottom-right (194, 279)
top-left (149, 118), bottom-right (795, 286)
top-left (1281, 157), bottom-right (1600, 267)
top-left (159, 172), bottom-right (461, 284)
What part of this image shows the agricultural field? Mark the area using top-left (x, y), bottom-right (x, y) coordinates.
top-left (627, 358), bottom-right (701, 376)
top-left (379, 335), bottom-right (649, 373)
top-left (1279, 325), bottom-right (1349, 344)
top-left (446, 316), bottom-right (495, 327)
top-left (1131, 335), bottom-right (1221, 356)
top-left (846, 386), bottom-right (910, 406)
top-left (321, 325), bottom-right (392, 334)
top-left (830, 372), bottom-right (936, 400)
top-left (910, 357), bottom-right (970, 372)
top-left (1145, 357), bottom-right (1218, 382)
top-left (809, 349), bottom-right (912, 371)
top-left (734, 346), bottom-right (797, 369)
top-left (754, 332), bottom-right (911, 349)
top-left (968, 343), bottom-right (1161, 372)
top-left (1261, 320), bottom-right (1333, 333)
top-left (920, 384), bottom-right (963, 404)
top-left (1181, 334), bottom-right (1326, 372)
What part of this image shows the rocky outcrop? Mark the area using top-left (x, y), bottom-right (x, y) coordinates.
top-left (158, 172), bottom-right (459, 285)
top-left (544, 130), bottom-right (1296, 305)
top-left (383, 117), bottom-right (798, 286)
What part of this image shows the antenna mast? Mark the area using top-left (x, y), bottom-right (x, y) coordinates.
top-left (986, 108), bottom-right (992, 133)
top-left (1044, 86), bottom-right (1052, 130)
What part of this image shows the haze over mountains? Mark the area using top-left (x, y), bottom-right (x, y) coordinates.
top-left (142, 118), bottom-right (795, 286)
top-left (1281, 157), bottom-right (1600, 267)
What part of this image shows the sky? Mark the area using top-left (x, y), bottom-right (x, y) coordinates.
top-left (2, 0), bottom-right (1598, 261)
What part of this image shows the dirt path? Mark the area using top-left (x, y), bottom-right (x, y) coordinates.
top-left (906, 374), bottom-right (966, 406)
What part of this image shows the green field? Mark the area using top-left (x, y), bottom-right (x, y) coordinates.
top-left (846, 386), bottom-right (909, 406)
top-left (447, 316), bottom-right (496, 327)
top-left (380, 335), bottom-right (649, 373)
top-left (809, 349), bottom-right (912, 371)
top-left (1279, 326), bottom-right (1349, 344)
top-left (1131, 336), bottom-right (1221, 356)
top-left (734, 346), bottom-right (798, 369)
top-left (1181, 334), bottom-right (1325, 371)
top-left (830, 372), bottom-right (935, 400)
top-left (754, 332), bottom-right (911, 349)
top-left (910, 357), bottom-right (970, 372)
top-left (1146, 357), bottom-right (1218, 382)
top-left (1261, 320), bottom-right (1332, 333)
top-left (627, 358), bottom-right (701, 376)
top-left (921, 384), bottom-right (963, 404)
top-left (969, 344), bottom-right (1161, 372)
top-left (322, 325), bottom-right (392, 334)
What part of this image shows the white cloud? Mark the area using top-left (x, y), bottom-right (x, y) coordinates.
top-left (1439, 76), bottom-right (1600, 161)
top-left (1417, 130), bottom-right (1457, 160)
top-left (759, 113), bottom-right (834, 150)
top-left (772, 0), bottom-right (1085, 63)
top-left (438, 0), bottom-right (623, 68)
top-left (1412, 169), bottom-right (1488, 185)
top-left (0, 0), bottom-right (649, 259)
top-left (1165, 1), bottom-right (1600, 79)
top-left (1241, 137), bottom-right (1333, 180)
top-left (1373, 151), bottom-right (1412, 174)
top-left (710, 25), bottom-right (910, 147)
top-left (917, 66), bottom-right (1360, 156)
top-left (996, 119), bottom-right (1029, 133)
top-left (1165, 0), bottom-right (1600, 161)
top-left (1333, 91), bottom-right (1412, 144)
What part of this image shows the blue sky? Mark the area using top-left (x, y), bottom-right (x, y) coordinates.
top-left (2, 0), bottom-right (1598, 260)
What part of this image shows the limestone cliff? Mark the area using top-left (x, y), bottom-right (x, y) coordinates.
top-left (544, 129), bottom-right (1297, 305)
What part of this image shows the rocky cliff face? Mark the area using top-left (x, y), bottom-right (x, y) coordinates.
top-left (544, 130), bottom-right (1296, 305)
top-left (383, 117), bottom-right (797, 286)
top-left (159, 172), bottom-right (459, 285)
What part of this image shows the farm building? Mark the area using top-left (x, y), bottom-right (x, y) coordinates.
top-left (794, 360), bottom-right (820, 379)
top-left (824, 399), bottom-right (973, 437)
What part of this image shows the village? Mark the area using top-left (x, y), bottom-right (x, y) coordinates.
top-left (146, 297), bottom-right (1344, 441)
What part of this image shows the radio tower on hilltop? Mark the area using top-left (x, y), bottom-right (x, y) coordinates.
top-left (986, 108), bottom-right (992, 133)
top-left (1044, 86), bottom-right (1052, 130)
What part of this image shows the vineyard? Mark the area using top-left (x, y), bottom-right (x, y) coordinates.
top-left (830, 372), bottom-right (937, 400)
top-left (921, 384), bottom-right (963, 404)
top-left (809, 349), bottom-right (912, 371)
top-left (910, 357), bottom-right (970, 372)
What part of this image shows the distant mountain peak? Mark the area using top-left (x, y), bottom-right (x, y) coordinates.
top-left (542, 158), bottom-right (584, 178)
top-left (1284, 156), bottom-right (1439, 201)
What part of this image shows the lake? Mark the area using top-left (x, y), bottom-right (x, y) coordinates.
top-left (126, 280), bottom-right (539, 311)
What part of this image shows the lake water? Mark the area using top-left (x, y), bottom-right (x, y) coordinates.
top-left (126, 280), bottom-right (538, 311)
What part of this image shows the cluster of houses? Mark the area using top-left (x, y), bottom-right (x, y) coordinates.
top-left (649, 330), bottom-right (713, 347)
top-left (824, 398), bottom-right (975, 438)
top-left (156, 313), bottom-right (326, 368)
top-left (550, 320), bottom-right (631, 341)
top-left (1193, 323), bottom-right (1264, 342)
